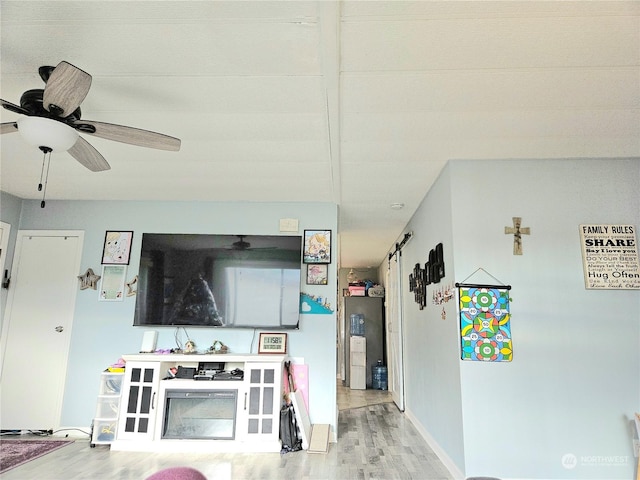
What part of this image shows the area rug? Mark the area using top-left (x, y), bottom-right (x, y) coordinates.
top-left (0, 439), bottom-right (74, 473)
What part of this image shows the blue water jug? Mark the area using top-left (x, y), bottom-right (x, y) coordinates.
top-left (372, 360), bottom-right (388, 390)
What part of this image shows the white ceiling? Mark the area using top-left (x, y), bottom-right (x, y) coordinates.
top-left (1, 1), bottom-right (638, 268)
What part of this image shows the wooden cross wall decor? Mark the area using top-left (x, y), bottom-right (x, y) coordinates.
top-left (505, 217), bottom-right (530, 255)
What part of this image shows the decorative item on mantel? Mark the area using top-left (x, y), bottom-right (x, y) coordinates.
top-left (258, 332), bottom-right (287, 354)
top-left (184, 340), bottom-right (197, 354)
top-left (208, 340), bottom-right (229, 354)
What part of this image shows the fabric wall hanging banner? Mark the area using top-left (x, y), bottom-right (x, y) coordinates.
top-left (456, 270), bottom-right (512, 362)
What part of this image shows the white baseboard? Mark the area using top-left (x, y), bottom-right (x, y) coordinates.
top-left (404, 408), bottom-right (465, 480)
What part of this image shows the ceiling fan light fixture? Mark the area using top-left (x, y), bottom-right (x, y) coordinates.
top-left (17, 116), bottom-right (79, 152)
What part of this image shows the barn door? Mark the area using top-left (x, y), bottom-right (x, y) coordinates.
top-left (386, 254), bottom-right (405, 411)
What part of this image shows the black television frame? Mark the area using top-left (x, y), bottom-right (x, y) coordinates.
top-left (133, 233), bottom-right (302, 329)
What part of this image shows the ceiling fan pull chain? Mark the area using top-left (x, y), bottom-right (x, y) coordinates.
top-left (40, 150), bottom-right (52, 208)
top-left (38, 150), bottom-right (46, 191)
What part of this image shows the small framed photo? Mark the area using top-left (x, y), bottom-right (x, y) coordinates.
top-left (307, 264), bottom-right (328, 285)
top-left (102, 231), bottom-right (134, 265)
top-left (98, 265), bottom-right (127, 301)
top-left (303, 229), bottom-right (331, 264)
top-left (258, 332), bottom-right (288, 354)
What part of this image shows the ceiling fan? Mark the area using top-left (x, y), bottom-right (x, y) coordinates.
top-left (230, 235), bottom-right (253, 251)
top-left (227, 235), bottom-right (276, 251)
top-left (1, 61), bottom-right (181, 205)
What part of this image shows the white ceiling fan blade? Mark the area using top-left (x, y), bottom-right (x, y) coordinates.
top-left (68, 137), bottom-right (111, 172)
top-left (74, 120), bottom-right (181, 151)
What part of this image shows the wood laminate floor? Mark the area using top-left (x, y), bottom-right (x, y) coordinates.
top-left (0, 381), bottom-right (452, 479)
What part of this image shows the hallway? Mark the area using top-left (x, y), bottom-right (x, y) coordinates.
top-left (334, 380), bottom-right (453, 479)
top-left (337, 378), bottom-right (393, 410)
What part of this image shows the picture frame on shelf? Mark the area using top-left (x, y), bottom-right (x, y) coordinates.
top-left (101, 231), bottom-right (134, 265)
top-left (303, 229), bottom-right (331, 264)
top-left (258, 332), bottom-right (288, 354)
top-left (306, 264), bottom-right (328, 285)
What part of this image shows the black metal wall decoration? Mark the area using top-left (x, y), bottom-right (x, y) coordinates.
top-left (425, 242), bottom-right (445, 284)
top-left (410, 263), bottom-right (427, 309)
top-left (409, 242), bottom-right (446, 310)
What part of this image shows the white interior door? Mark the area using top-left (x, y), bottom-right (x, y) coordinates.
top-left (386, 254), bottom-right (405, 411)
top-left (0, 230), bottom-right (84, 430)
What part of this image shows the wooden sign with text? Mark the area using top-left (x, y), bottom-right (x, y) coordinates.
top-left (579, 224), bottom-right (640, 289)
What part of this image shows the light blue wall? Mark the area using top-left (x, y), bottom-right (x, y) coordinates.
top-left (395, 164), bottom-right (466, 472)
top-left (5, 157), bottom-right (639, 477)
top-left (395, 157), bottom-right (639, 479)
top-left (451, 158), bottom-right (639, 479)
top-left (8, 199), bottom-right (338, 435)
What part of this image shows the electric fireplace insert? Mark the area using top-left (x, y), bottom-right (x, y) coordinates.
top-left (162, 389), bottom-right (237, 440)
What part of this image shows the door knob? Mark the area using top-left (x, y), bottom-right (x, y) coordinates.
top-left (55, 326), bottom-right (64, 332)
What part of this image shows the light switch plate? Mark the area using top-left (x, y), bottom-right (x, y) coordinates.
top-left (279, 218), bottom-right (299, 232)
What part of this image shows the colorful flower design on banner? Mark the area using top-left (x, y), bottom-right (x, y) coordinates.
top-left (459, 286), bottom-right (512, 362)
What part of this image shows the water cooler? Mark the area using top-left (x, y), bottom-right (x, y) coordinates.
top-left (343, 296), bottom-right (385, 389)
top-left (348, 313), bottom-right (366, 389)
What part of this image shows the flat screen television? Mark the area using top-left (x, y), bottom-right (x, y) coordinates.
top-left (133, 233), bottom-right (302, 329)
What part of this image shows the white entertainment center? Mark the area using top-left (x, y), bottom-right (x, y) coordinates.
top-left (109, 353), bottom-right (285, 453)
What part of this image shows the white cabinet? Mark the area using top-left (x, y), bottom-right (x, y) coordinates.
top-left (90, 371), bottom-right (124, 447)
top-left (111, 354), bottom-right (285, 453)
top-left (243, 362), bottom-right (282, 443)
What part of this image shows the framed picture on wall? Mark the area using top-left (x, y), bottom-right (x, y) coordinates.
top-left (303, 229), bottom-right (331, 264)
top-left (306, 264), bottom-right (328, 285)
top-left (101, 231), bottom-right (134, 265)
top-left (98, 265), bottom-right (127, 301)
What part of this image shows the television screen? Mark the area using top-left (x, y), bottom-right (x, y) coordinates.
top-left (133, 233), bottom-right (302, 329)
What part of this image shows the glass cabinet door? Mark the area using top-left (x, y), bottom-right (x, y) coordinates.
top-left (117, 363), bottom-right (160, 440)
top-left (245, 363), bottom-right (278, 441)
